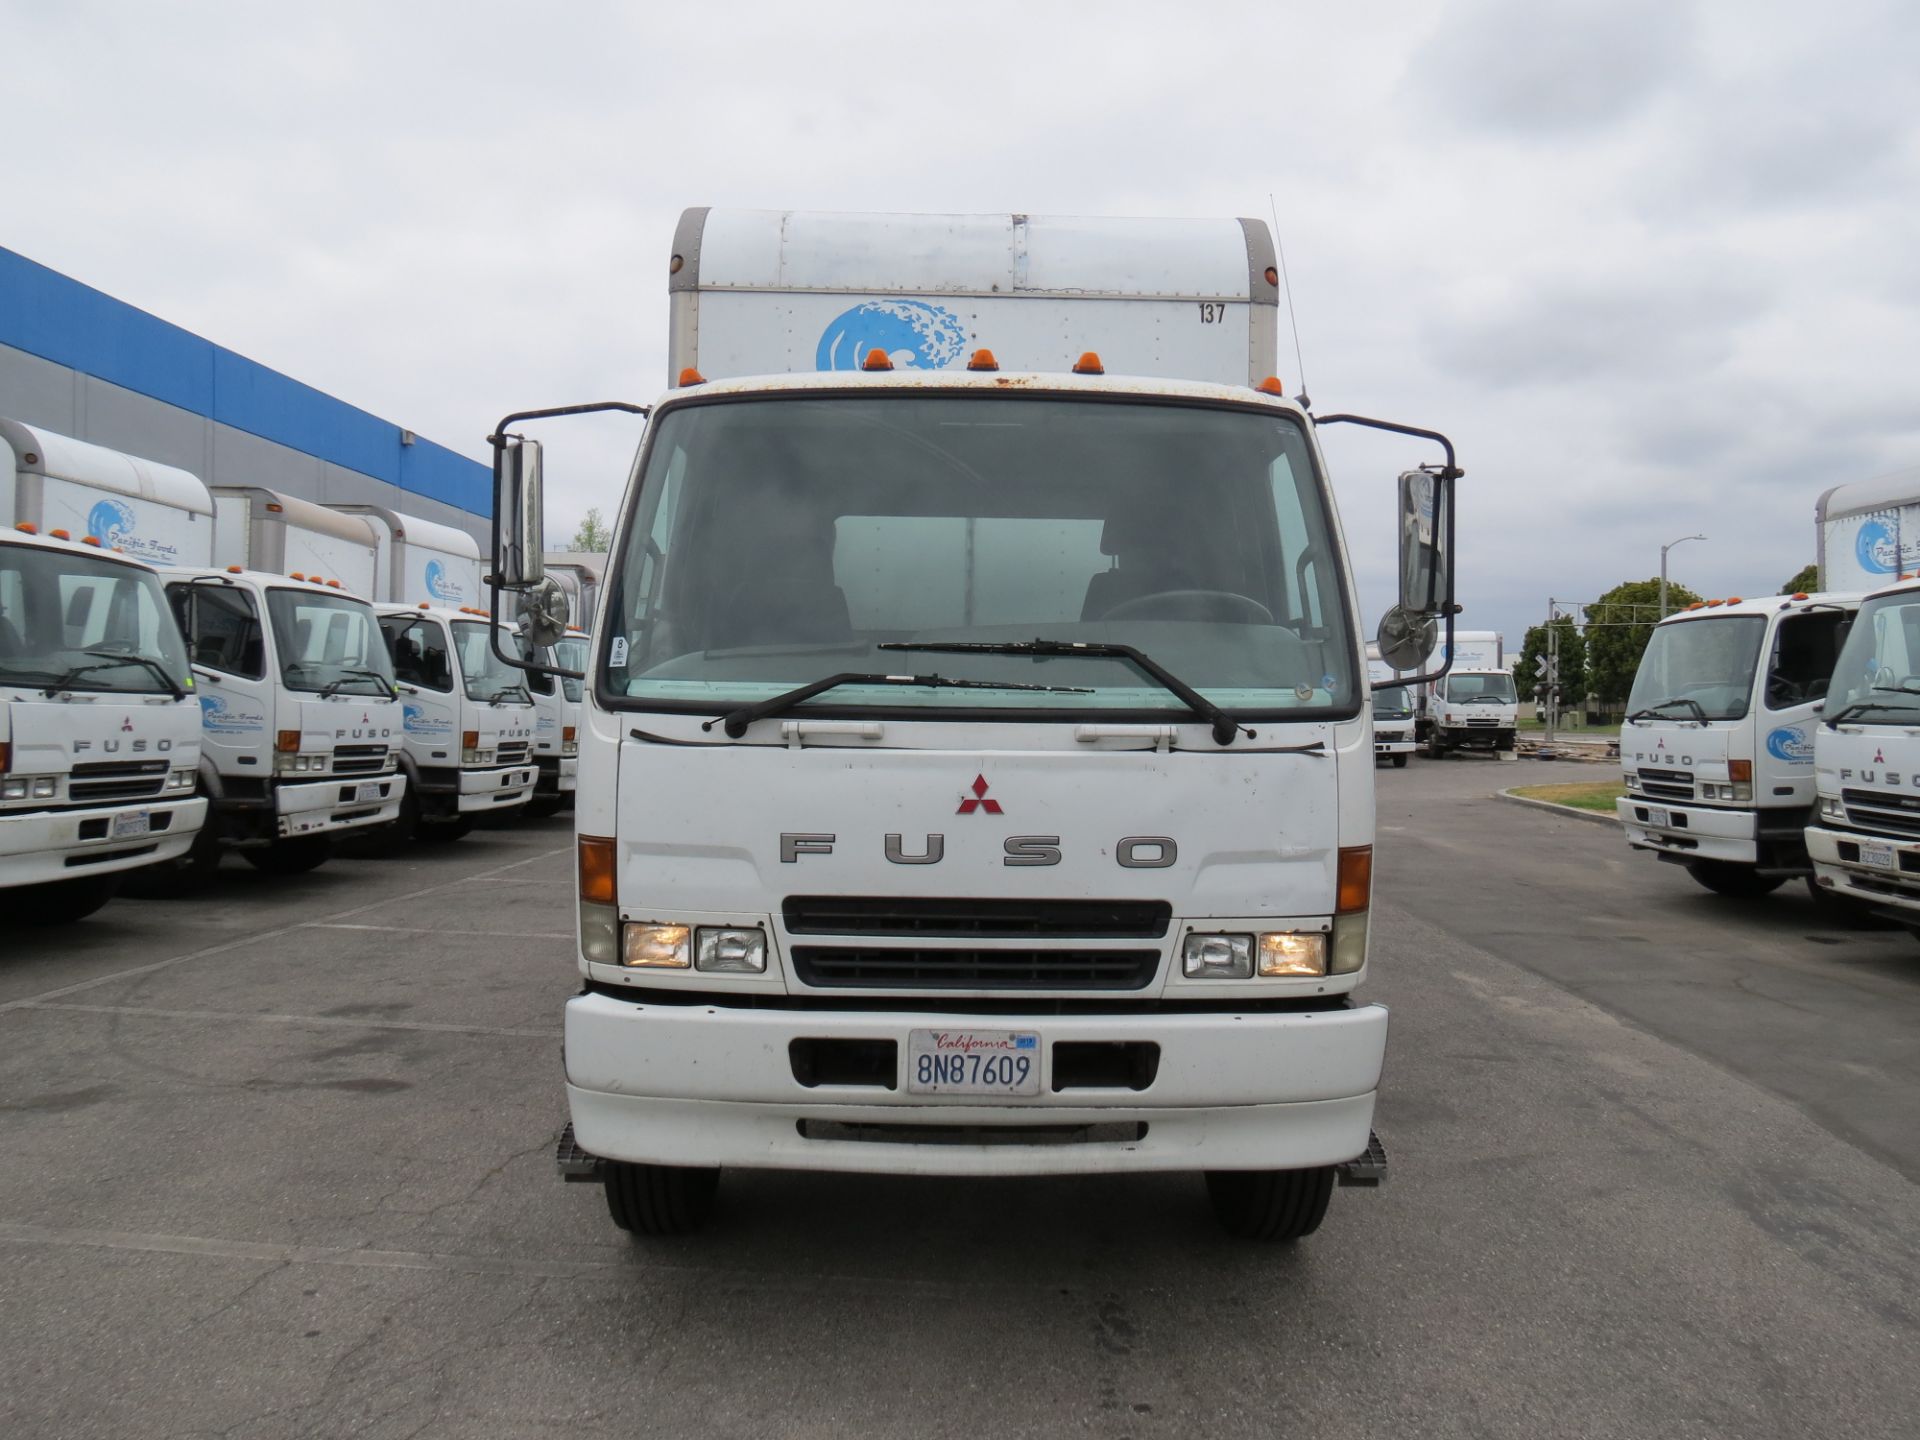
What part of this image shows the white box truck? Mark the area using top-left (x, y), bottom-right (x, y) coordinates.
top-left (1804, 576), bottom-right (1920, 919)
top-left (375, 604), bottom-right (537, 839)
top-left (213, 486), bottom-right (381, 597)
top-left (1619, 591), bottom-right (1859, 899)
top-left (1416, 629), bottom-right (1515, 757)
top-left (2, 416), bottom-right (213, 566)
top-left (1, 523), bottom-right (208, 921)
top-left (1366, 645), bottom-right (1415, 767)
top-left (521, 628), bottom-right (583, 818)
top-left (488, 209), bottom-right (1463, 1241)
top-left (1814, 469), bottom-right (1920, 591)
top-left (330, 503), bottom-right (484, 608)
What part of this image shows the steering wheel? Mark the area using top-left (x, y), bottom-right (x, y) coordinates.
top-left (1100, 590), bottom-right (1275, 625)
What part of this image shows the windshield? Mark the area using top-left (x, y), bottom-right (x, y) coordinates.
top-left (1445, 673), bottom-right (1516, 702)
top-left (265, 589), bottom-right (396, 696)
top-left (0, 542), bottom-right (191, 695)
top-left (453, 620), bottom-right (530, 703)
top-left (1826, 594), bottom-right (1920, 722)
top-left (1627, 616), bottom-right (1765, 721)
top-left (553, 636), bottom-right (588, 703)
top-left (1373, 686), bottom-right (1413, 717)
top-left (600, 394), bottom-right (1357, 719)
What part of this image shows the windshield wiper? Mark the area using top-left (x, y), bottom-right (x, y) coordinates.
top-left (46, 648), bottom-right (185, 700)
top-left (1626, 697), bottom-right (1709, 724)
top-left (880, 639), bottom-right (1255, 745)
top-left (488, 684), bottom-right (532, 704)
top-left (707, 671), bottom-right (1094, 738)
top-left (319, 667), bottom-right (396, 700)
top-left (1827, 697), bottom-right (1920, 726)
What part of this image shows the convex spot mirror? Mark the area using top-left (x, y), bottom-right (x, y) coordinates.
top-left (517, 576), bottom-right (569, 651)
top-left (495, 435), bottom-right (546, 589)
top-left (1375, 606), bottom-right (1438, 676)
top-left (1398, 467), bottom-right (1453, 616)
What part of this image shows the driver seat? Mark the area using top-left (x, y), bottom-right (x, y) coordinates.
top-left (1081, 511), bottom-right (1212, 621)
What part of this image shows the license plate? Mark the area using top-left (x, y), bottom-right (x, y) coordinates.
top-left (1644, 807), bottom-right (1671, 828)
top-left (352, 783), bottom-right (383, 803)
top-left (112, 809), bottom-right (152, 839)
top-left (1860, 842), bottom-right (1896, 871)
top-left (907, 1029), bottom-right (1041, 1096)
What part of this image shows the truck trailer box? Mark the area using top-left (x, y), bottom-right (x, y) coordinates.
top-left (1816, 468), bottom-right (1920, 592)
top-left (1, 417), bottom-right (214, 568)
top-left (330, 503), bottom-right (483, 607)
top-left (668, 209), bottom-right (1281, 388)
top-left (213, 487), bottom-right (380, 597)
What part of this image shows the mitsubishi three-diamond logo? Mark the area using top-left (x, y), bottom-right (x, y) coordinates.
top-left (956, 774), bottom-right (1002, 815)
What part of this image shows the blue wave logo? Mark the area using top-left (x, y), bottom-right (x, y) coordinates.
top-left (88, 498), bottom-right (137, 545)
top-left (424, 559), bottom-right (463, 603)
top-left (816, 300), bottom-right (969, 372)
top-left (198, 693), bottom-right (262, 733)
top-left (1766, 725), bottom-right (1813, 763)
top-left (1857, 519), bottom-right (1898, 574)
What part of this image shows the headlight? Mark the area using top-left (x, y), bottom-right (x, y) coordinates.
top-left (1819, 796), bottom-right (1844, 820)
top-left (1624, 773), bottom-right (1641, 792)
top-left (696, 927), bottom-right (767, 973)
top-left (273, 752), bottom-right (329, 775)
top-left (2, 775), bottom-right (63, 800)
top-left (622, 923), bottom-right (691, 968)
top-left (1183, 933), bottom-right (1253, 979)
top-left (165, 768), bottom-right (196, 791)
top-left (462, 746), bottom-right (496, 765)
top-left (1257, 932), bottom-right (1327, 977)
top-left (562, 725), bottom-right (577, 757)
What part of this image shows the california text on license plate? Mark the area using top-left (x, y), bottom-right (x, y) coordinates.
top-left (907, 1029), bottom-right (1041, 1096)
top-left (1645, 807), bottom-right (1671, 828)
top-left (111, 809), bottom-right (151, 839)
top-left (1860, 843), bottom-right (1896, 870)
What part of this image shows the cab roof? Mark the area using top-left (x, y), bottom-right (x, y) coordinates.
top-left (375, 602), bottom-right (511, 627)
top-left (3, 524), bottom-right (163, 570)
top-left (652, 367), bottom-right (1307, 417)
top-left (158, 563), bottom-right (373, 603)
top-left (1658, 590), bottom-right (1864, 623)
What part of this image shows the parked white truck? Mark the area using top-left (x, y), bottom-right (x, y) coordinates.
top-left (1367, 648), bottom-right (1415, 767)
top-left (1814, 469), bottom-right (1920, 592)
top-left (1804, 575), bottom-right (1920, 921)
top-left (330, 503), bottom-right (484, 609)
top-left (489, 209), bottom-right (1461, 1241)
top-left (1416, 630), bottom-right (1514, 757)
top-left (1, 523), bottom-right (208, 921)
top-left (520, 628), bottom-right (584, 818)
top-left (374, 604), bottom-right (537, 839)
top-left (1618, 592), bottom-right (1859, 898)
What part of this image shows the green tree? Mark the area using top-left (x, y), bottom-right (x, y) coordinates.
top-left (570, 507), bottom-right (611, 552)
top-left (1781, 562), bottom-right (1819, 594)
top-left (1585, 578), bottom-right (1702, 701)
top-left (1514, 616), bottom-right (1586, 703)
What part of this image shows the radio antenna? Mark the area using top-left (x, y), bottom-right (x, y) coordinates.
top-left (1268, 192), bottom-right (1310, 409)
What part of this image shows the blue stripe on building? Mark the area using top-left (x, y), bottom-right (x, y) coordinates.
top-left (0, 246), bottom-right (489, 516)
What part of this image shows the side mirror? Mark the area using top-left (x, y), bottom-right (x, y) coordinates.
top-left (494, 435), bottom-right (546, 589)
top-left (1397, 467), bottom-right (1453, 616)
top-left (517, 576), bottom-right (569, 651)
top-left (1375, 606), bottom-right (1438, 675)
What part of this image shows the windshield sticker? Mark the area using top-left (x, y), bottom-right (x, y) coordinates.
top-left (1766, 725), bottom-right (1814, 763)
top-left (608, 636), bottom-right (629, 668)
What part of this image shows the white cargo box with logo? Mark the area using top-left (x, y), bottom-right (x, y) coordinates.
top-left (668, 209), bottom-right (1281, 388)
top-left (1816, 468), bottom-right (1920, 592)
top-left (1, 418), bottom-right (215, 568)
top-left (329, 503), bottom-right (482, 607)
top-left (213, 487), bottom-right (379, 596)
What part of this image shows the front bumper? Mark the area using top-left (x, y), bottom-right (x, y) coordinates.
top-left (1618, 797), bottom-right (1759, 866)
top-left (1439, 724), bottom-right (1508, 750)
top-left (535, 754), bottom-right (579, 797)
top-left (0, 797), bottom-right (208, 887)
top-left (275, 774), bottom-right (406, 838)
top-left (564, 991), bottom-right (1388, 1176)
top-left (1374, 733), bottom-right (1415, 756)
top-left (1807, 823), bottom-right (1920, 914)
top-left (456, 764), bottom-right (536, 813)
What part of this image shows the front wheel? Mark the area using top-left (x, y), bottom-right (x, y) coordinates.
top-left (1425, 734), bottom-right (1447, 760)
top-left (604, 1161), bottom-right (720, 1236)
top-left (1686, 860), bottom-right (1784, 898)
top-left (243, 836), bottom-right (332, 875)
top-left (1205, 1167), bottom-right (1335, 1241)
top-left (1392, 754), bottom-right (1409, 769)
top-left (522, 795), bottom-right (568, 820)
top-left (17, 874), bottom-right (122, 924)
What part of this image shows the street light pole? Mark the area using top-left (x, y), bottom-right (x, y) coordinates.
top-left (1659, 533), bottom-right (1707, 618)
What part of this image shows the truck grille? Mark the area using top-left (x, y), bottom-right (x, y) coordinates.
top-left (1841, 788), bottom-right (1920, 839)
top-left (791, 946), bottom-right (1159, 990)
top-left (1465, 716), bottom-right (1499, 727)
top-left (1638, 768), bottom-right (1694, 802)
top-left (496, 743), bottom-right (531, 765)
top-left (783, 896), bottom-right (1171, 939)
top-left (332, 744), bottom-right (388, 776)
top-left (68, 760), bottom-right (168, 803)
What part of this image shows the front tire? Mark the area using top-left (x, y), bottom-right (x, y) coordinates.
top-left (243, 836), bottom-right (332, 875)
top-left (1392, 754), bottom-right (1409, 769)
top-left (522, 795), bottom-right (567, 819)
top-left (1205, 1167), bottom-right (1335, 1241)
top-left (1686, 860), bottom-right (1785, 898)
top-left (18, 874), bottom-right (122, 924)
top-left (604, 1161), bottom-right (720, 1235)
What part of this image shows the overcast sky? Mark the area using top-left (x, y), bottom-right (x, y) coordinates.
top-left (7, 0), bottom-right (1918, 647)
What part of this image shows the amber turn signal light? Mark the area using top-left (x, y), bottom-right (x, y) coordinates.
top-left (1337, 846), bottom-right (1373, 915)
top-left (578, 834), bottom-right (617, 906)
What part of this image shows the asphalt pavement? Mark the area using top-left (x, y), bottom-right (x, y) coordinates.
top-left (2, 771), bottom-right (1917, 1439)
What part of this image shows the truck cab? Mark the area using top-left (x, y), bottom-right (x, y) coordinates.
top-left (1805, 577), bottom-right (1920, 917)
top-left (161, 567), bottom-right (405, 875)
top-left (1, 527), bottom-right (208, 920)
top-left (1423, 669), bottom-right (1517, 757)
top-left (522, 628), bottom-right (584, 818)
top-left (1618, 592), bottom-right (1858, 898)
top-left (1372, 683), bottom-right (1416, 767)
top-left (376, 604), bottom-right (537, 838)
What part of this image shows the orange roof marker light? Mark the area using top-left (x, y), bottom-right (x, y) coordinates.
top-left (966, 349), bottom-right (1000, 372)
top-left (1726, 597), bottom-right (1743, 605)
top-left (1072, 351), bottom-right (1105, 375)
top-left (15, 523), bottom-right (36, 534)
top-left (1792, 592), bottom-right (1810, 600)
top-left (326, 580), bottom-right (342, 589)
top-left (677, 367), bottom-right (705, 387)
top-left (290, 572), bottom-right (306, 581)
top-left (49, 529), bottom-right (70, 540)
top-left (81, 535), bottom-right (102, 546)
top-left (226, 565), bottom-right (244, 574)
top-left (418, 601), bottom-right (432, 609)
top-left (862, 348), bottom-right (894, 372)
top-left (1256, 376), bottom-right (1287, 396)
